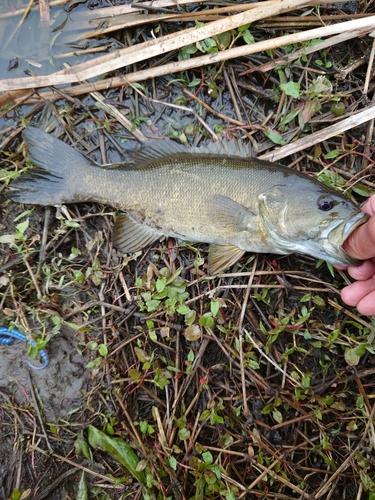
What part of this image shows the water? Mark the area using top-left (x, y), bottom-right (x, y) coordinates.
top-left (0, 0), bottom-right (116, 81)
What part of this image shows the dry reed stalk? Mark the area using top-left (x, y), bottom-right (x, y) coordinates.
top-left (10, 20), bottom-right (373, 102)
top-left (0, 0), bottom-right (343, 92)
top-left (78, 0), bottom-right (209, 19)
top-left (259, 104), bottom-right (375, 162)
top-left (0, 13), bottom-right (373, 101)
top-left (79, 13), bottom-right (222, 39)
top-left (80, 1), bottom-right (279, 39)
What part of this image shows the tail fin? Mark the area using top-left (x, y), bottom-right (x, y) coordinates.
top-left (7, 127), bottom-right (93, 205)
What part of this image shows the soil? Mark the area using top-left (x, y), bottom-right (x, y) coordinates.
top-left (0, 327), bottom-right (88, 422)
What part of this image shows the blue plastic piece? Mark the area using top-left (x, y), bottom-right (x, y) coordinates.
top-left (0, 326), bottom-right (49, 370)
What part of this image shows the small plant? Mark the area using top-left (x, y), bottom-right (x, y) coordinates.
top-left (135, 265), bottom-right (196, 326)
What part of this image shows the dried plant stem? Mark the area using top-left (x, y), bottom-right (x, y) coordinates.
top-left (364, 35), bottom-right (375, 97)
top-left (240, 30), bottom-right (368, 75)
top-left (0, 0), bottom-right (347, 92)
top-left (259, 103), bottom-right (375, 162)
top-left (2, 15), bottom-right (374, 110)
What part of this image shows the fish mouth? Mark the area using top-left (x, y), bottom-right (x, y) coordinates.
top-left (323, 210), bottom-right (370, 266)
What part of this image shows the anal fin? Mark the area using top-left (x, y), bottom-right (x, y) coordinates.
top-left (208, 244), bottom-right (245, 274)
top-left (113, 214), bottom-right (163, 254)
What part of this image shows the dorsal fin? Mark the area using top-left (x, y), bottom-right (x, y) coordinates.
top-left (127, 138), bottom-right (253, 168)
top-left (193, 138), bottom-right (253, 158)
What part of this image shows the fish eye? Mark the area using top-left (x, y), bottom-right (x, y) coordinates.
top-left (318, 196), bottom-right (334, 211)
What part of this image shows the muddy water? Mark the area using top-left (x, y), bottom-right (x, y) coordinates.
top-left (0, 0), bottom-right (116, 81)
top-left (0, 326), bottom-right (88, 421)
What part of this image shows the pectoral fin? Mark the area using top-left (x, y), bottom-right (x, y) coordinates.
top-left (113, 214), bottom-right (164, 253)
top-left (208, 244), bottom-right (246, 274)
top-left (211, 195), bottom-right (256, 232)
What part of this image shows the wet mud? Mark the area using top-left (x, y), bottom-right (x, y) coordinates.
top-left (0, 326), bottom-right (88, 422)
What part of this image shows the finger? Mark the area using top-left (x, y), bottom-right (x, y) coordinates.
top-left (341, 275), bottom-right (375, 308)
top-left (343, 215), bottom-right (375, 260)
top-left (333, 264), bottom-right (347, 270)
top-left (356, 290), bottom-right (375, 316)
top-left (361, 196), bottom-right (375, 217)
top-left (347, 259), bottom-right (375, 281)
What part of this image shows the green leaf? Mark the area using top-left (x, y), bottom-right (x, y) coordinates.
top-left (0, 234), bottom-right (15, 244)
top-left (154, 368), bottom-right (172, 389)
top-left (146, 299), bottom-right (160, 312)
top-left (184, 309), bottom-right (196, 326)
top-left (279, 81), bottom-right (300, 98)
top-left (188, 78), bottom-right (201, 87)
top-left (196, 37), bottom-right (217, 53)
top-left (98, 344), bottom-right (108, 357)
top-left (75, 430), bottom-right (91, 460)
top-left (156, 277), bottom-right (166, 293)
top-left (179, 427), bottom-right (190, 440)
top-left (308, 77), bottom-right (332, 95)
top-left (179, 44), bottom-right (197, 60)
top-left (352, 184), bottom-right (373, 197)
top-left (16, 219), bottom-right (29, 235)
top-left (129, 368), bottom-right (141, 383)
top-left (87, 425), bottom-right (145, 484)
top-left (238, 23), bottom-right (251, 32)
top-left (199, 312), bottom-right (214, 328)
top-left (264, 128), bottom-right (286, 146)
top-left (345, 348), bottom-right (361, 366)
top-left (210, 300), bottom-right (220, 317)
top-left (132, 82), bottom-right (146, 91)
top-left (272, 409), bottom-right (283, 424)
top-left (10, 490), bottom-right (21, 500)
top-left (177, 304), bottom-right (191, 315)
top-left (279, 108), bottom-right (300, 128)
top-left (168, 456), bottom-right (177, 471)
top-left (76, 472), bottom-right (88, 500)
top-left (300, 293), bottom-right (311, 303)
top-left (261, 404), bottom-right (273, 415)
top-left (243, 30), bottom-right (254, 44)
top-left (202, 451), bottom-right (213, 464)
top-left (324, 149), bottom-right (340, 159)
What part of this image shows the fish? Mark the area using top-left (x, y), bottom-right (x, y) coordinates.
top-left (7, 126), bottom-right (368, 273)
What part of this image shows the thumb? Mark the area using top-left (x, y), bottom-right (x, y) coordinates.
top-left (343, 214), bottom-right (375, 261)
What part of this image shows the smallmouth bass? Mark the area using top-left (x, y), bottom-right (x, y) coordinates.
top-left (8, 127), bottom-right (368, 273)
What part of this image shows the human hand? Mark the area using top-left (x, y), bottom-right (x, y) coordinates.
top-left (340, 196), bottom-right (375, 316)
